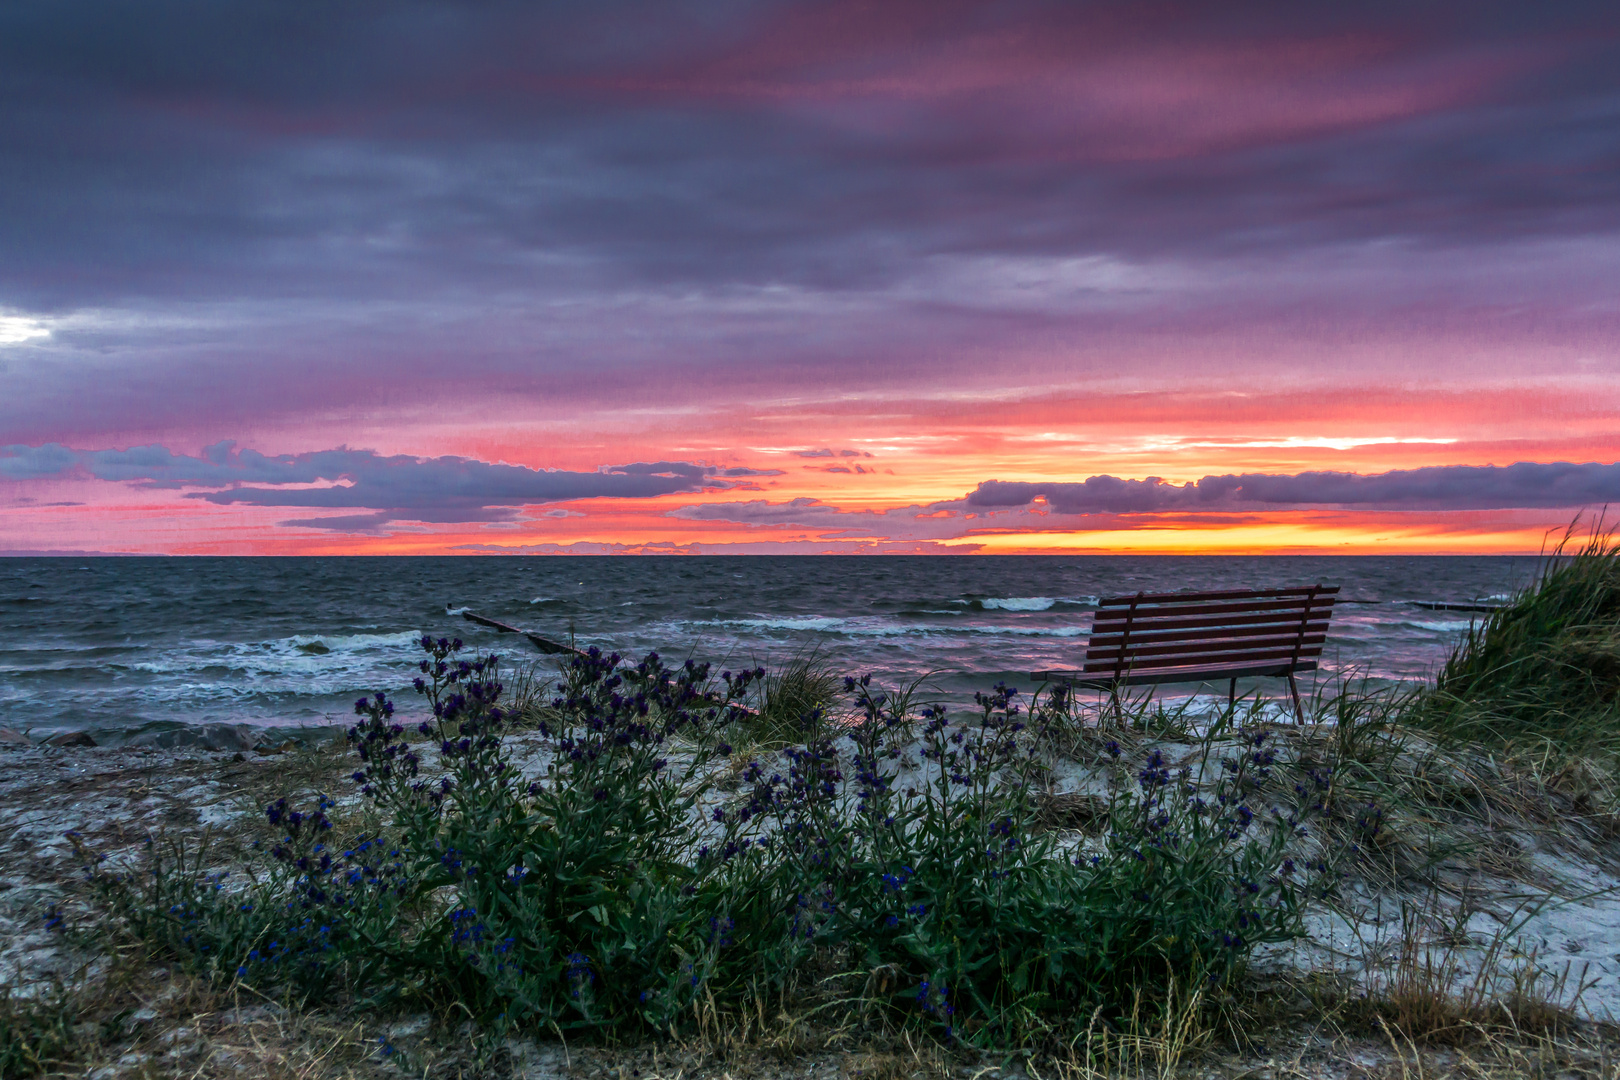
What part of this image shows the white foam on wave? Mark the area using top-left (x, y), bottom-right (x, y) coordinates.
top-left (131, 630), bottom-right (426, 679)
top-left (445, 605), bottom-right (473, 615)
top-left (950, 596), bottom-right (1096, 612)
top-left (1401, 619), bottom-right (1477, 633)
top-left (681, 616), bottom-right (1086, 639)
top-left (713, 616), bottom-right (850, 632)
top-left (957, 625), bottom-right (1086, 637)
top-left (981, 596), bottom-right (1057, 611)
top-left (72, 628), bottom-right (441, 721)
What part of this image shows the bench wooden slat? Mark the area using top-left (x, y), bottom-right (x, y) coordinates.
top-left (1090, 620), bottom-right (1330, 648)
top-left (1085, 634), bottom-right (1327, 664)
top-left (1081, 644), bottom-right (1323, 673)
top-left (1091, 597), bottom-right (1336, 622)
top-left (1089, 609), bottom-right (1333, 636)
top-left (1096, 585), bottom-right (1340, 605)
top-left (1035, 584), bottom-right (1337, 722)
top-left (1082, 642), bottom-right (1327, 668)
top-left (1036, 660), bottom-right (1320, 687)
top-left (1082, 648), bottom-right (1325, 673)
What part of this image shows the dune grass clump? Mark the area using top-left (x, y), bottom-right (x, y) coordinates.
top-left (0, 984), bottom-right (78, 1078)
top-left (1412, 526), bottom-right (1620, 758)
top-left (734, 651), bottom-right (845, 746)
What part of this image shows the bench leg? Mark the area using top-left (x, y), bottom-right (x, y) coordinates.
top-left (1288, 673), bottom-right (1304, 725)
top-left (1228, 677), bottom-right (1236, 713)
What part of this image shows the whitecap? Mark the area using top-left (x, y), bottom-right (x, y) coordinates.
top-left (980, 596), bottom-right (1058, 611)
top-left (1401, 619), bottom-right (1477, 633)
top-left (720, 616), bottom-right (849, 632)
top-left (956, 625), bottom-right (1087, 638)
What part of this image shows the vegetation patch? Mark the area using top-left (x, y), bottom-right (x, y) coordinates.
top-left (1413, 526), bottom-right (1620, 760)
top-left (75, 640), bottom-right (1332, 1054)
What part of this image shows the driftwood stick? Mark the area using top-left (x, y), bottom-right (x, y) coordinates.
top-left (460, 610), bottom-right (583, 657)
top-left (460, 609), bottom-right (758, 717)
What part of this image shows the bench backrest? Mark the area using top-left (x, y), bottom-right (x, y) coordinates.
top-left (1081, 585), bottom-right (1339, 681)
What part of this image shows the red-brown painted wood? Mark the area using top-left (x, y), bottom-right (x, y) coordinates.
top-left (1095, 585), bottom-right (1340, 606)
top-left (1089, 609), bottom-right (1332, 636)
top-left (1084, 634), bottom-right (1328, 664)
top-left (1035, 584), bottom-right (1339, 723)
top-left (1089, 621), bottom-right (1330, 648)
top-left (1090, 597), bottom-right (1336, 622)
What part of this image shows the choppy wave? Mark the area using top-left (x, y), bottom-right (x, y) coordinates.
top-left (0, 553), bottom-right (1544, 734)
top-left (694, 616), bottom-right (851, 633)
top-left (129, 631), bottom-right (425, 680)
top-left (982, 596), bottom-right (1058, 611)
top-left (1398, 619), bottom-right (1479, 633)
top-left (953, 596), bottom-right (1096, 612)
top-left (682, 616), bottom-right (1087, 640)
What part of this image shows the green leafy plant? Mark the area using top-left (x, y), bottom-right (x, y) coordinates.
top-left (88, 637), bottom-right (1330, 1048)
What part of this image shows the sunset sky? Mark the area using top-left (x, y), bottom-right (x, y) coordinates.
top-left (2, 0), bottom-right (1618, 554)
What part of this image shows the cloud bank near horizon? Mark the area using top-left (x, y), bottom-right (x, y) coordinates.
top-left (8, 443), bottom-right (1619, 537)
top-left (671, 460), bottom-right (1620, 538)
top-left (0, 441), bottom-right (775, 529)
top-left (963, 462), bottom-right (1620, 514)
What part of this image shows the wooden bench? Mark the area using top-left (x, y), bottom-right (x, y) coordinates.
top-left (1031, 585), bottom-right (1339, 723)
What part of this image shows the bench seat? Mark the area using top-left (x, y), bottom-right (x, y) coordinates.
top-left (1032, 585), bottom-right (1338, 722)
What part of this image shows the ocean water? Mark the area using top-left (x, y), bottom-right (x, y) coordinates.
top-left (0, 556), bottom-right (1542, 740)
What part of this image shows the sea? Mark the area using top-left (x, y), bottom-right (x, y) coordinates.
top-left (0, 556), bottom-right (1544, 741)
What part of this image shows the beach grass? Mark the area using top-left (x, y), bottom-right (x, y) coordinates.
top-left (1410, 522), bottom-right (1620, 760)
top-left (735, 650), bottom-right (845, 746)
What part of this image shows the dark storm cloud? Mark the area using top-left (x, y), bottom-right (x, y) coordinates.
top-left (0, 443), bottom-right (76, 479)
top-left (967, 462), bottom-right (1620, 513)
top-left (2, 0), bottom-right (1618, 311)
top-left (2, 1), bottom-right (1620, 445)
top-left (0, 441), bottom-right (747, 525)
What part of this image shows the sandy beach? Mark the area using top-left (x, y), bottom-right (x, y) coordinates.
top-left (8, 694), bottom-right (1620, 1079)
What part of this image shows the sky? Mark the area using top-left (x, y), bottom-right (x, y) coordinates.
top-left (2, 0), bottom-right (1619, 555)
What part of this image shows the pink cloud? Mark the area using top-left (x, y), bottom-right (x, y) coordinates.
top-left (579, 3), bottom-right (1544, 161)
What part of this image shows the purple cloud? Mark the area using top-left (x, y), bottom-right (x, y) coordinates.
top-left (966, 462), bottom-right (1620, 513)
top-left (669, 460), bottom-right (1620, 542)
top-left (793, 449), bottom-right (873, 459)
top-left (0, 441), bottom-right (754, 527)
